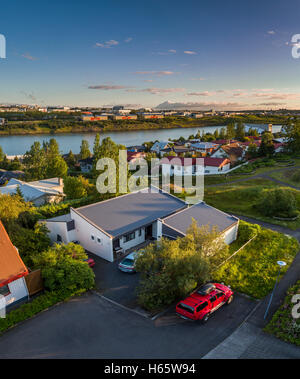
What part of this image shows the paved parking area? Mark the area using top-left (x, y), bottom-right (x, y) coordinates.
top-left (0, 292), bottom-right (257, 359)
top-left (90, 253), bottom-right (141, 310)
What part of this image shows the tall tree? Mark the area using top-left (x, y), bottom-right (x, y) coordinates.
top-left (235, 121), bottom-right (245, 141)
top-left (93, 133), bottom-right (101, 156)
top-left (226, 122), bottom-right (235, 140)
top-left (80, 140), bottom-right (91, 160)
top-left (258, 132), bottom-right (275, 157)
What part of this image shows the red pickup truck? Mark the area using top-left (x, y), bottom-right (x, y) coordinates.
top-left (176, 283), bottom-right (234, 323)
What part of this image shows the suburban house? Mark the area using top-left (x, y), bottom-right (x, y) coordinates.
top-left (78, 157), bottom-right (94, 173)
top-left (127, 151), bottom-right (147, 163)
top-left (0, 221), bottom-right (29, 308)
top-left (43, 188), bottom-right (187, 262)
top-left (0, 170), bottom-right (25, 185)
top-left (189, 142), bottom-right (219, 156)
top-left (151, 142), bottom-right (171, 156)
top-left (161, 156), bottom-right (231, 176)
top-left (211, 142), bottom-right (245, 163)
top-left (161, 202), bottom-right (239, 245)
top-left (0, 177), bottom-right (64, 206)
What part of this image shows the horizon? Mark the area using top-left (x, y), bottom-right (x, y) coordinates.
top-left (1, 0), bottom-right (300, 110)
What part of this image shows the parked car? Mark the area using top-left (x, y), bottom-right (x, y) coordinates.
top-left (84, 258), bottom-right (95, 268)
top-left (176, 283), bottom-right (234, 323)
top-left (118, 252), bottom-right (137, 273)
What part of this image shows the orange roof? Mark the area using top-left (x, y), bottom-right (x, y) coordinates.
top-left (0, 221), bottom-right (28, 287)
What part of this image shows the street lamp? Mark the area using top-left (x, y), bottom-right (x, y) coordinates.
top-left (264, 260), bottom-right (286, 320)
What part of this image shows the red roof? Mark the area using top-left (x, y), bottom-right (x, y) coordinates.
top-left (0, 221), bottom-right (28, 287)
top-left (211, 139), bottom-right (237, 145)
top-left (161, 156), bottom-right (230, 168)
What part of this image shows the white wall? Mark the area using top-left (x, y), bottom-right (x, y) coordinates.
top-left (43, 220), bottom-right (76, 244)
top-left (223, 223), bottom-right (239, 245)
top-left (154, 220), bottom-right (162, 240)
top-left (5, 277), bottom-right (28, 306)
top-left (70, 209), bottom-right (114, 262)
top-left (119, 227), bottom-right (146, 251)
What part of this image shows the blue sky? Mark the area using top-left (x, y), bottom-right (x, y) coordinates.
top-left (1, 0), bottom-right (300, 109)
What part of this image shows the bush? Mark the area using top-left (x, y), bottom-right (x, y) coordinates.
top-left (32, 243), bottom-right (95, 292)
top-left (255, 188), bottom-right (298, 218)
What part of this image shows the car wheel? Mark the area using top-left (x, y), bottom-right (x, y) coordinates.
top-left (202, 313), bottom-right (210, 324)
top-left (226, 295), bottom-right (233, 305)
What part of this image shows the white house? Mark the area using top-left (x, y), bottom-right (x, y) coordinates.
top-left (151, 142), bottom-right (171, 156)
top-left (161, 156), bottom-right (231, 176)
top-left (211, 143), bottom-right (245, 163)
top-left (0, 221), bottom-right (29, 309)
top-left (161, 202), bottom-right (239, 245)
top-left (0, 177), bottom-right (64, 206)
top-left (43, 188), bottom-right (187, 262)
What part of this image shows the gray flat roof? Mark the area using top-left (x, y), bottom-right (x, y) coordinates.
top-left (45, 214), bottom-right (73, 222)
top-left (162, 202), bottom-right (238, 235)
top-left (72, 189), bottom-right (186, 238)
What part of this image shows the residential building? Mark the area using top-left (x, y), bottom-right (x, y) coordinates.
top-left (43, 188), bottom-right (187, 262)
top-left (161, 201), bottom-right (239, 244)
top-left (81, 115), bottom-right (108, 121)
top-left (150, 141), bottom-right (171, 155)
top-left (78, 157), bottom-right (94, 173)
top-left (0, 177), bottom-right (64, 206)
top-left (0, 221), bottom-right (29, 308)
top-left (211, 143), bottom-right (245, 163)
top-left (111, 114), bottom-right (137, 120)
top-left (190, 142), bottom-right (219, 155)
top-left (161, 156), bottom-right (231, 176)
top-left (0, 170), bottom-right (25, 185)
top-left (140, 113), bottom-right (164, 119)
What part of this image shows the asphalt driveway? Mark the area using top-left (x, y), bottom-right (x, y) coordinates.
top-left (91, 253), bottom-right (141, 309)
top-left (0, 292), bottom-right (256, 359)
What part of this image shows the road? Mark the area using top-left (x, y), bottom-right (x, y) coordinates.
top-left (0, 292), bottom-right (256, 359)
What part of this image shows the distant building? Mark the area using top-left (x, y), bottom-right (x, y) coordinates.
top-left (141, 113), bottom-right (164, 119)
top-left (81, 115), bottom-right (108, 121)
top-left (190, 113), bottom-right (203, 118)
top-left (112, 114), bottom-right (137, 120)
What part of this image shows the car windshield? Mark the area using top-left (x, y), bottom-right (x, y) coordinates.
top-left (177, 303), bottom-right (195, 314)
top-left (121, 258), bottom-right (134, 266)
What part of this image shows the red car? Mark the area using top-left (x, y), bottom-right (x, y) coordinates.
top-left (176, 283), bottom-right (234, 323)
top-left (84, 258), bottom-right (95, 268)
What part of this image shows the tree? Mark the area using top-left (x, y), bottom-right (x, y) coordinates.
top-left (135, 221), bottom-right (228, 311)
top-left (65, 150), bottom-right (76, 168)
top-left (32, 243), bottom-right (95, 292)
top-left (283, 121), bottom-right (300, 153)
top-left (213, 129), bottom-right (220, 140)
top-left (23, 141), bottom-right (47, 180)
top-left (247, 143), bottom-right (258, 159)
top-left (226, 122), bottom-right (235, 140)
top-left (256, 188), bottom-right (297, 218)
top-left (219, 127), bottom-right (226, 139)
top-left (93, 133), bottom-right (101, 156)
top-left (45, 139), bottom-right (68, 178)
top-left (235, 121), bottom-right (245, 141)
top-left (80, 140), bottom-right (91, 160)
top-left (258, 132), bottom-right (275, 157)
top-left (63, 175), bottom-right (93, 199)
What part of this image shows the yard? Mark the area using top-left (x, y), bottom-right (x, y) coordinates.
top-left (213, 221), bottom-right (299, 299)
top-left (204, 179), bottom-right (300, 230)
top-left (265, 279), bottom-right (300, 346)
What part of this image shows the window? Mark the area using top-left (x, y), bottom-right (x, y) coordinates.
top-left (57, 234), bottom-right (62, 242)
top-left (210, 295), bottom-right (217, 303)
top-left (138, 229), bottom-right (142, 237)
top-left (0, 285), bottom-right (10, 297)
top-left (216, 292), bottom-right (223, 299)
top-left (196, 301), bottom-right (208, 313)
top-left (97, 237), bottom-right (101, 244)
top-left (124, 232), bottom-right (135, 243)
top-left (177, 303), bottom-right (194, 314)
top-left (91, 235), bottom-right (95, 241)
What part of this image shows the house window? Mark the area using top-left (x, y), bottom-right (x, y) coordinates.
top-left (0, 285), bottom-right (10, 297)
top-left (138, 229), bottom-right (142, 237)
top-left (57, 234), bottom-right (62, 242)
top-left (91, 235), bottom-right (95, 241)
top-left (124, 232), bottom-right (135, 243)
top-left (97, 237), bottom-right (101, 244)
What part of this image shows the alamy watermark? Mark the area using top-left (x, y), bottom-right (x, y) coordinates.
top-left (95, 151), bottom-right (204, 205)
top-left (291, 294), bottom-right (300, 319)
top-left (291, 34), bottom-right (300, 59)
top-left (0, 34), bottom-right (6, 59)
top-left (0, 294), bottom-right (6, 318)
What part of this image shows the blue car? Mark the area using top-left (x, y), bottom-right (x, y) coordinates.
top-left (118, 252), bottom-right (138, 273)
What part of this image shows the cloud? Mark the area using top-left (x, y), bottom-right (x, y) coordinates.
top-left (155, 100), bottom-right (243, 110)
top-left (252, 91), bottom-right (300, 100)
top-left (168, 49), bottom-right (177, 53)
top-left (184, 50), bottom-right (197, 55)
top-left (256, 102), bottom-right (286, 106)
top-left (132, 87), bottom-right (185, 95)
top-left (88, 85), bottom-right (131, 90)
top-left (124, 37), bottom-right (133, 43)
top-left (187, 91), bottom-right (215, 96)
top-left (95, 40), bottom-right (119, 48)
top-left (143, 79), bottom-right (153, 82)
top-left (20, 91), bottom-right (37, 102)
top-left (267, 30), bottom-right (276, 35)
top-left (190, 77), bottom-right (206, 81)
top-left (21, 53), bottom-right (37, 61)
top-left (134, 71), bottom-right (175, 76)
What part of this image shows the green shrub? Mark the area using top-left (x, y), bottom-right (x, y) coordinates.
top-left (255, 188), bottom-right (298, 218)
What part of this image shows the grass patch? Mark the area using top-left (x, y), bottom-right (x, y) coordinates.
top-left (264, 280), bottom-right (300, 346)
top-left (268, 168), bottom-right (300, 188)
top-left (213, 221), bottom-right (299, 299)
top-left (204, 180), bottom-right (300, 230)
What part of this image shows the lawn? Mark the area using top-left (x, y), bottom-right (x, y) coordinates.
top-left (204, 179), bottom-right (300, 230)
top-left (213, 221), bottom-right (299, 299)
top-left (264, 280), bottom-right (300, 346)
top-left (267, 168), bottom-right (300, 188)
